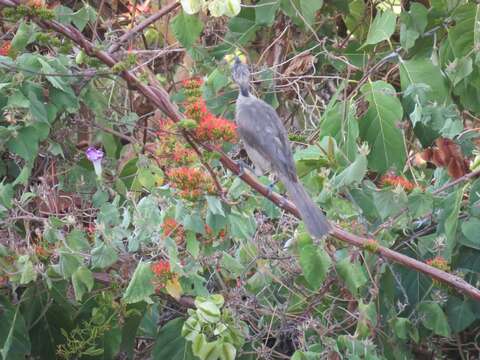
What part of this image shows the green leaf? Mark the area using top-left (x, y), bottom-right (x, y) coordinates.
top-left (171, 11), bottom-right (204, 48)
top-left (91, 242), bottom-right (118, 269)
top-left (119, 302), bottom-right (146, 358)
top-left (11, 21), bottom-right (36, 52)
top-left (66, 229), bottom-right (90, 252)
top-left (447, 4), bottom-right (480, 58)
top-left (71, 7), bottom-right (91, 31)
top-left (37, 58), bottom-right (68, 92)
top-left (28, 90), bottom-right (48, 123)
top-left (400, 59), bottom-right (450, 105)
top-left (280, 0), bottom-right (323, 27)
top-left (359, 81), bottom-right (405, 173)
top-left (437, 186), bottom-right (464, 260)
top-left (299, 0), bottom-right (323, 26)
top-left (183, 213), bottom-right (205, 235)
top-left (255, 0), bottom-right (280, 25)
top-left (344, 0), bottom-right (369, 41)
top-left (58, 252), bottom-right (82, 278)
top-left (445, 56), bottom-right (473, 86)
top-left (17, 255), bottom-right (37, 284)
top-left (0, 182), bottom-right (13, 209)
top-left (180, 0), bottom-right (204, 15)
top-left (332, 155), bottom-right (367, 188)
top-left (195, 300), bottom-right (221, 323)
top-left (391, 317), bottom-right (411, 340)
top-left (228, 211), bottom-right (256, 240)
top-left (226, 9), bottom-right (258, 45)
top-left (374, 189), bottom-right (408, 221)
top-left (182, 315), bottom-right (201, 342)
top-left (356, 301), bottom-right (377, 338)
top-left (218, 342), bottom-right (236, 360)
top-left (191, 334), bottom-right (218, 360)
top-left (418, 302), bottom-right (451, 337)
top-left (336, 257), bottom-right (367, 296)
top-left (0, 302), bottom-right (31, 360)
top-left (7, 126), bottom-right (41, 161)
top-left (220, 253), bottom-right (244, 277)
top-left (206, 196), bottom-right (225, 216)
top-left (363, 10), bottom-right (397, 47)
top-left (224, 0), bottom-right (241, 17)
top-left (299, 244), bottom-right (331, 290)
top-left (461, 217), bottom-right (480, 250)
top-left (71, 266), bottom-right (94, 301)
top-left (408, 189), bottom-right (433, 218)
top-left (153, 318), bottom-right (194, 360)
top-left (122, 261), bottom-right (155, 304)
top-left (446, 297), bottom-right (475, 333)
top-left (137, 165), bottom-right (163, 191)
top-left (399, 3), bottom-right (428, 50)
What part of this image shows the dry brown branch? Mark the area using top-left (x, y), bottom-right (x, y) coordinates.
top-left (107, 1), bottom-right (180, 54)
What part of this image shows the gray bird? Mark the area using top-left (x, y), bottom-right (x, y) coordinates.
top-left (232, 58), bottom-right (331, 238)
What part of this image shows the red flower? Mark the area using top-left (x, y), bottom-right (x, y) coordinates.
top-left (172, 144), bottom-right (197, 165)
top-left (183, 78), bottom-right (203, 99)
top-left (381, 174), bottom-right (415, 192)
top-left (151, 260), bottom-right (171, 276)
top-left (0, 42), bottom-right (11, 57)
top-left (185, 99), bottom-right (208, 122)
top-left (166, 167), bottom-right (215, 200)
top-left (195, 114), bottom-right (237, 143)
top-left (162, 217), bottom-right (185, 243)
top-left (182, 78), bottom-right (203, 89)
top-left (426, 256), bottom-right (450, 272)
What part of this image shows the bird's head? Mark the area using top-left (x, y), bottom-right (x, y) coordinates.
top-left (231, 57), bottom-right (251, 95)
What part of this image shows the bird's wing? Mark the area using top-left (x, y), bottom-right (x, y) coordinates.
top-left (236, 98), bottom-right (297, 181)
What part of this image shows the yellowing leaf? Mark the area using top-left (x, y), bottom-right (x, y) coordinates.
top-left (165, 276), bottom-right (183, 300)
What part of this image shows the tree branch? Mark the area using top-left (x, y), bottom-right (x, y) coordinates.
top-left (107, 1), bottom-right (180, 54)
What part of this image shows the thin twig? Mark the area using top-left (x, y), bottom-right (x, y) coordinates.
top-left (107, 1), bottom-right (180, 54)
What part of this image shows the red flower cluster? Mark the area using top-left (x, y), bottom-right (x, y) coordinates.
top-left (0, 42), bottom-right (11, 57)
top-left (183, 78), bottom-right (203, 98)
top-left (151, 260), bottom-right (171, 276)
top-left (185, 99), bottom-right (208, 122)
top-left (426, 256), bottom-right (450, 272)
top-left (381, 174), bottom-right (415, 192)
top-left (167, 166), bottom-right (215, 200)
top-left (153, 119), bottom-right (198, 167)
top-left (182, 78), bottom-right (237, 144)
top-left (172, 144), bottom-right (197, 165)
top-left (202, 224), bottom-right (226, 244)
top-left (162, 217), bottom-right (185, 244)
top-left (195, 113), bottom-right (237, 144)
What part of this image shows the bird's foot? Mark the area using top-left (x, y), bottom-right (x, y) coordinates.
top-left (236, 160), bottom-right (256, 177)
top-left (236, 160), bottom-right (246, 176)
top-left (266, 180), bottom-right (278, 196)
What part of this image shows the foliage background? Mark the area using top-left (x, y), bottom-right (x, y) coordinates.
top-left (1, 0), bottom-right (480, 359)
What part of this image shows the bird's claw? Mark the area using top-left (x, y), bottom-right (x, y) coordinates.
top-left (266, 182), bottom-right (276, 196)
top-left (236, 160), bottom-right (246, 176)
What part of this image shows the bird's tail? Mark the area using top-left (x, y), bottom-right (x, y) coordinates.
top-left (279, 175), bottom-right (331, 238)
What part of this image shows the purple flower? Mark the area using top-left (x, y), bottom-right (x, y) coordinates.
top-left (86, 147), bottom-right (104, 178)
top-left (86, 147), bottom-right (104, 162)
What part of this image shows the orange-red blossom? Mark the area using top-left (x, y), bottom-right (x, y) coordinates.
top-left (381, 174), bottom-right (415, 192)
top-left (167, 166), bottom-right (215, 200)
